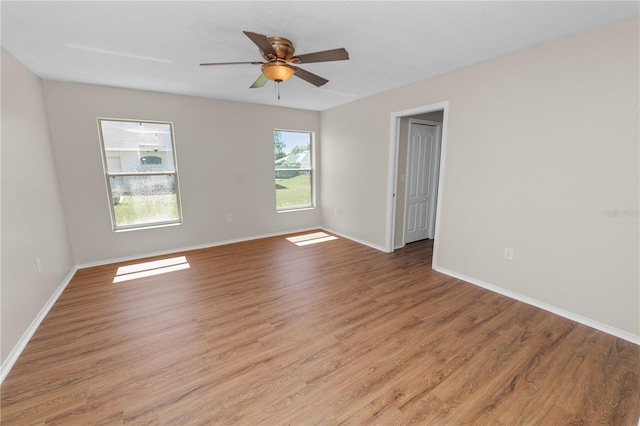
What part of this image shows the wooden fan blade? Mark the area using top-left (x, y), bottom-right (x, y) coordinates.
top-left (291, 66), bottom-right (328, 87)
top-left (243, 31), bottom-right (277, 58)
top-left (200, 61), bottom-right (263, 66)
top-left (250, 74), bottom-right (269, 89)
top-left (294, 48), bottom-right (349, 64)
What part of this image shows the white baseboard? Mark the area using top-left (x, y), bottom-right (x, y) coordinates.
top-left (1, 266), bottom-right (78, 384)
top-left (321, 227), bottom-right (387, 252)
top-left (76, 227), bottom-right (322, 269)
top-left (78, 227), bottom-right (386, 270)
top-left (433, 266), bottom-right (640, 345)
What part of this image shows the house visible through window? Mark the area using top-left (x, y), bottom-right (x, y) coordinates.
top-left (275, 130), bottom-right (313, 211)
top-left (98, 119), bottom-right (182, 231)
top-left (141, 155), bottom-right (162, 166)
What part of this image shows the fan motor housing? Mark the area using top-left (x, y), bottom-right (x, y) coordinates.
top-left (261, 36), bottom-right (296, 61)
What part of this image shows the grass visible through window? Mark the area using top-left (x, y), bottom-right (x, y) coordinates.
top-left (114, 194), bottom-right (179, 227)
top-left (276, 174), bottom-right (311, 209)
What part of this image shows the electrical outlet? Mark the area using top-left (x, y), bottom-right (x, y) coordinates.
top-left (504, 248), bottom-right (514, 261)
top-left (36, 258), bottom-right (43, 273)
top-left (226, 214), bottom-right (232, 222)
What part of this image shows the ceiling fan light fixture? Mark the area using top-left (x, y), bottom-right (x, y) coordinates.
top-left (261, 62), bottom-right (294, 82)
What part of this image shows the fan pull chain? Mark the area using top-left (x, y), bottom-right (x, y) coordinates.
top-left (277, 81), bottom-right (281, 100)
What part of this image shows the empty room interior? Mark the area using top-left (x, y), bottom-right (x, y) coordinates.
top-left (1, 1), bottom-right (639, 424)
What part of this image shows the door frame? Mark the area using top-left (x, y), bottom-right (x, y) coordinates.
top-left (403, 118), bottom-right (442, 246)
top-left (385, 102), bottom-right (449, 266)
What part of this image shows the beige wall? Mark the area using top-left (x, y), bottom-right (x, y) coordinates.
top-left (42, 82), bottom-right (321, 265)
top-left (1, 49), bottom-right (75, 365)
top-left (321, 18), bottom-right (639, 336)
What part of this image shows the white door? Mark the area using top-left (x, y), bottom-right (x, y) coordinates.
top-left (404, 120), bottom-right (441, 244)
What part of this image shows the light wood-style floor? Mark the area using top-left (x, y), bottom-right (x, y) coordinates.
top-left (2, 231), bottom-right (639, 425)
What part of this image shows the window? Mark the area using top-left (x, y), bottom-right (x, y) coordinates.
top-left (274, 130), bottom-right (313, 211)
top-left (98, 119), bottom-right (182, 231)
top-left (141, 156), bottom-right (162, 166)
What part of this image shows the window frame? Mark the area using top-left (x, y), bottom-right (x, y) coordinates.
top-left (97, 118), bottom-right (183, 232)
top-left (274, 129), bottom-right (315, 212)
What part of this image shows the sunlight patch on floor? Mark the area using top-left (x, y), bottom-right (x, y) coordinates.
top-left (286, 232), bottom-right (338, 246)
top-left (114, 256), bottom-right (190, 283)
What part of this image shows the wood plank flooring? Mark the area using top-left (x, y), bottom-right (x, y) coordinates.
top-left (2, 231), bottom-right (639, 425)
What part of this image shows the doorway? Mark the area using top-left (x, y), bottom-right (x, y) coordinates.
top-left (385, 102), bottom-right (448, 261)
top-left (404, 119), bottom-right (441, 244)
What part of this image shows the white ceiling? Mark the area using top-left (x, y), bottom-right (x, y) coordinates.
top-left (2, 1), bottom-right (638, 111)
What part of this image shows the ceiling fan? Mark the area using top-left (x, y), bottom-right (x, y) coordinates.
top-left (200, 31), bottom-right (349, 91)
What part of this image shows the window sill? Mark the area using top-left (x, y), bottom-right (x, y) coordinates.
top-left (277, 206), bottom-right (315, 213)
top-left (114, 221), bottom-right (182, 233)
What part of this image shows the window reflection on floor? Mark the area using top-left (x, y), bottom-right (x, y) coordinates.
top-left (286, 232), bottom-right (338, 246)
top-left (113, 256), bottom-right (190, 283)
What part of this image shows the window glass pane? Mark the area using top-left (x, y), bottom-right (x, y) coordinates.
top-left (98, 118), bottom-right (182, 231)
top-left (276, 173), bottom-right (311, 209)
top-left (110, 175), bottom-right (179, 228)
top-left (274, 130), bottom-right (312, 210)
top-left (100, 120), bottom-right (175, 173)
